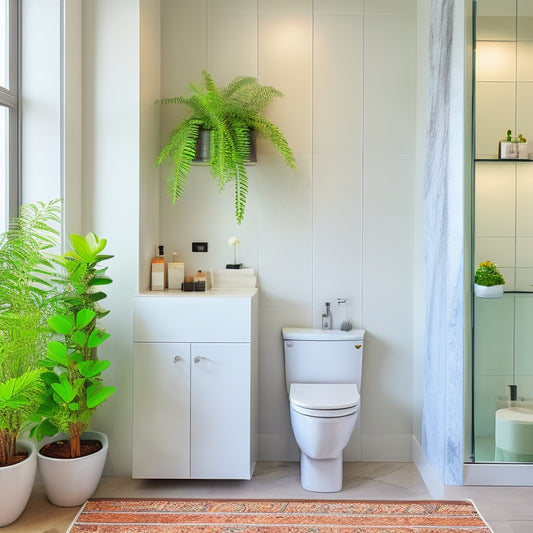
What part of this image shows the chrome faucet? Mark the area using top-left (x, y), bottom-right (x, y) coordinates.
top-left (321, 302), bottom-right (332, 330)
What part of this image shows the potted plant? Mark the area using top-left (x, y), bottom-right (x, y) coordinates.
top-left (0, 200), bottom-right (61, 526)
top-left (474, 260), bottom-right (505, 298)
top-left (155, 70), bottom-right (296, 224)
top-left (31, 232), bottom-right (115, 507)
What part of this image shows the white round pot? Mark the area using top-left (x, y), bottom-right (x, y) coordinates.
top-left (474, 283), bottom-right (504, 298)
top-left (0, 440), bottom-right (37, 526)
top-left (38, 430), bottom-right (108, 507)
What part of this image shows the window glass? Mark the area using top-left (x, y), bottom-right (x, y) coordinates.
top-left (0, 106), bottom-right (6, 233)
top-left (0, 0), bottom-right (7, 89)
top-left (0, 0), bottom-right (17, 231)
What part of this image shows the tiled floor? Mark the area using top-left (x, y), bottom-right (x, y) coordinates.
top-left (4, 462), bottom-right (533, 532)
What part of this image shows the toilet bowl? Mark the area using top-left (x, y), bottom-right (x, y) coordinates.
top-left (289, 383), bottom-right (359, 492)
top-left (282, 328), bottom-right (365, 492)
top-left (495, 407), bottom-right (533, 462)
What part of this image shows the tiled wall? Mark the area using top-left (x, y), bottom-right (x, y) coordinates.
top-left (475, 162), bottom-right (533, 290)
top-left (475, 12), bottom-right (533, 290)
top-left (473, 5), bottom-right (533, 449)
top-left (474, 293), bottom-right (533, 436)
top-left (158, 0), bottom-right (417, 461)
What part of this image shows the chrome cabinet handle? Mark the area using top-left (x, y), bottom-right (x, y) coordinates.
top-left (173, 355), bottom-right (182, 363)
top-left (194, 356), bottom-right (202, 364)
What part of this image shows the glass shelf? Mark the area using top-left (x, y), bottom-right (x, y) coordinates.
top-left (475, 158), bottom-right (533, 162)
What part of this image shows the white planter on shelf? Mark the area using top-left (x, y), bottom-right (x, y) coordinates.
top-left (0, 440), bottom-right (37, 526)
top-left (38, 430), bottom-right (108, 507)
top-left (474, 283), bottom-right (504, 298)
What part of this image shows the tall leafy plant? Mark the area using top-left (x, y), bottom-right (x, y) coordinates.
top-left (156, 70), bottom-right (296, 224)
top-left (31, 233), bottom-right (115, 459)
top-left (0, 200), bottom-right (61, 467)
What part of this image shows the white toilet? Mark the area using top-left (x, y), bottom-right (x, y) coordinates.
top-left (282, 327), bottom-right (365, 492)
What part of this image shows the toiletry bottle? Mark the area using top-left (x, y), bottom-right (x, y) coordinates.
top-left (194, 270), bottom-right (206, 292)
top-left (322, 302), bottom-right (332, 330)
top-left (168, 252), bottom-right (185, 290)
top-left (151, 245), bottom-right (165, 291)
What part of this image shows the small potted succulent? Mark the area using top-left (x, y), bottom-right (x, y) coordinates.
top-left (474, 260), bottom-right (505, 298)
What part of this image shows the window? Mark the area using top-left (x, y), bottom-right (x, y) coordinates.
top-left (0, 0), bottom-right (18, 233)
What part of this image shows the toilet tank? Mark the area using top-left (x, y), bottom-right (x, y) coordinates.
top-left (282, 327), bottom-right (365, 394)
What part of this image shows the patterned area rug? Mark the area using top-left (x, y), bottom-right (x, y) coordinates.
top-left (67, 498), bottom-right (493, 532)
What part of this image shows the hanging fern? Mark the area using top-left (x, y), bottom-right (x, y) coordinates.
top-left (155, 71), bottom-right (296, 224)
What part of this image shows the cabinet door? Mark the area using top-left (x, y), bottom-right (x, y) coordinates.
top-left (190, 343), bottom-right (251, 479)
top-left (133, 343), bottom-right (191, 478)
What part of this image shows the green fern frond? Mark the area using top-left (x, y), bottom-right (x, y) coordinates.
top-left (157, 119), bottom-right (200, 203)
top-left (234, 165), bottom-right (248, 225)
top-left (201, 70), bottom-right (217, 94)
top-left (222, 76), bottom-right (257, 99)
top-left (252, 117), bottom-right (296, 168)
top-left (156, 95), bottom-right (191, 107)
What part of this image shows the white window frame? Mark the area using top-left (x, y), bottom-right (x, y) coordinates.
top-left (0, 0), bottom-right (19, 226)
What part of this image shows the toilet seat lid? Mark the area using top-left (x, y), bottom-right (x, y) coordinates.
top-left (289, 383), bottom-right (360, 410)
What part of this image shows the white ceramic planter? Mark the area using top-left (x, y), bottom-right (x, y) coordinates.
top-left (0, 440), bottom-right (37, 526)
top-left (474, 284), bottom-right (504, 298)
top-left (38, 430), bottom-right (108, 507)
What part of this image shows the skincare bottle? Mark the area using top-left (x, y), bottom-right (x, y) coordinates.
top-left (151, 245), bottom-right (165, 291)
top-left (194, 270), bottom-right (206, 292)
top-left (168, 252), bottom-right (185, 290)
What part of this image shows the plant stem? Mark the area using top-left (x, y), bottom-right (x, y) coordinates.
top-left (0, 430), bottom-right (16, 467)
top-left (69, 422), bottom-right (83, 458)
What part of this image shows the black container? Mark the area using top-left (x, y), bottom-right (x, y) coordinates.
top-left (182, 281), bottom-right (194, 292)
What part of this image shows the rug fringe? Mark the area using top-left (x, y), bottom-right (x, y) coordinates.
top-left (465, 498), bottom-right (494, 533)
top-left (65, 500), bottom-right (89, 533)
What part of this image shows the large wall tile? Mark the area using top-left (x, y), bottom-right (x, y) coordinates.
top-left (207, 10), bottom-right (257, 81)
top-left (516, 83), bottom-right (533, 144)
top-left (475, 83), bottom-right (516, 157)
top-left (516, 267), bottom-right (533, 290)
top-left (515, 295), bottom-right (533, 375)
top-left (258, 11), bottom-right (312, 154)
top-left (312, 154), bottom-right (362, 323)
top-left (314, 0), bottom-right (363, 15)
top-left (258, 0), bottom-right (310, 14)
top-left (516, 163), bottom-right (533, 235)
top-left (476, 41), bottom-right (516, 82)
top-left (364, 0), bottom-right (416, 14)
top-left (517, 41), bottom-right (533, 81)
top-left (359, 305), bottom-right (413, 437)
top-left (474, 296), bottom-right (515, 377)
top-left (516, 237), bottom-right (533, 266)
top-left (477, 16), bottom-right (516, 41)
top-left (313, 13), bottom-right (363, 154)
top-left (475, 162), bottom-right (516, 237)
top-left (364, 14), bottom-right (416, 155)
top-left (363, 154), bottom-right (415, 306)
top-left (257, 153), bottom-right (312, 307)
top-left (474, 237), bottom-right (515, 268)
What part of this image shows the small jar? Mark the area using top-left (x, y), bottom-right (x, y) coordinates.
top-left (194, 270), bottom-right (206, 292)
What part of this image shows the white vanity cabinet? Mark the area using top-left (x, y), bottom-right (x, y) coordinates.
top-left (132, 290), bottom-right (258, 480)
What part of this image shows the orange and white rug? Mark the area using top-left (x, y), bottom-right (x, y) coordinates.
top-left (67, 498), bottom-right (493, 532)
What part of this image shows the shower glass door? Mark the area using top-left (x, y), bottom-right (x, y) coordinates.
top-left (473, 0), bottom-right (533, 463)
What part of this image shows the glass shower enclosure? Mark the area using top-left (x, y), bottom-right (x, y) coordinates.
top-left (472, 0), bottom-right (533, 463)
